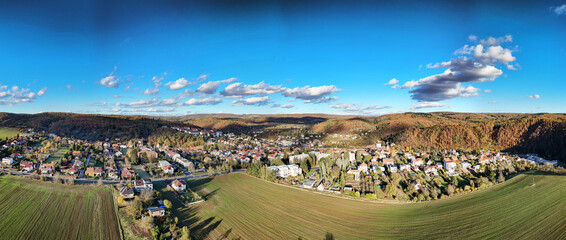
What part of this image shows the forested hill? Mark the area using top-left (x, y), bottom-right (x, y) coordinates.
top-left (180, 112), bottom-right (566, 162)
top-left (0, 112), bottom-right (185, 140)
top-left (1, 112), bottom-right (564, 163)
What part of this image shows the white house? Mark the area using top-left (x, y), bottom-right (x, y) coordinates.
top-left (444, 160), bottom-right (458, 171)
top-left (134, 179), bottom-right (153, 192)
top-left (347, 169), bottom-right (361, 181)
top-left (171, 179), bottom-right (186, 192)
top-left (267, 164), bottom-right (302, 178)
top-left (159, 160), bottom-right (174, 174)
top-left (2, 157), bottom-right (15, 165)
top-left (400, 164), bottom-right (411, 172)
top-left (358, 162), bottom-right (368, 172)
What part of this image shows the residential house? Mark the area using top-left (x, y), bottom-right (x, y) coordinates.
top-left (134, 179), bottom-right (153, 192)
top-left (266, 164), bottom-right (302, 178)
top-left (424, 166), bottom-right (438, 175)
top-left (444, 160), bottom-right (458, 171)
top-left (119, 186), bottom-right (135, 199)
top-left (171, 179), bottom-right (186, 192)
top-left (461, 162), bottom-right (472, 169)
top-left (400, 164), bottom-right (411, 172)
top-left (138, 149), bottom-right (158, 159)
top-left (411, 158), bottom-right (424, 167)
top-left (389, 165), bottom-right (398, 173)
top-left (39, 163), bottom-right (54, 174)
top-left (147, 207), bottom-right (165, 217)
top-left (121, 168), bottom-right (136, 179)
top-left (85, 167), bottom-right (103, 177)
top-left (19, 160), bottom-right (35, 171)
top-left (159, 161), bottom-right (174, 174)
top-left (107, 167), bottom-right (119, 179)
top-left (2, 157), bottom-right (15, 166)
top-left (358, 162), bottom-right (368, 172)
top-left (347, 169), bottom-right (360, 181)
top-left (382, 158), bottom-right (395, 165)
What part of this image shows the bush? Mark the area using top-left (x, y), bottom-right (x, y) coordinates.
top-left (365, 193), bottom-right (377, 199)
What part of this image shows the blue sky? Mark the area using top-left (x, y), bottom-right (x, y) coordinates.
top-left (0, 0), bottom-right (565, 116)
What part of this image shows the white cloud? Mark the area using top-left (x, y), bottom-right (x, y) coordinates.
top-left (330, 103), bottom-right (389, 115)
top-left (147, 107), bottom-right (176, 113)
top-left (66, 84), bottom-right (72, 89)
top-left (127, 98), bottom-right (158, 108)
top-left (551, 4), bottom-right (566, 15)
top-left (183, 97), bottom-right (222, 106)
top-left (232, 96), bottom-right (270, 106)
top-left (144, 87), bottom-right (159, 95)
top-left (479, 35), bottom-right (513, 46)
top-left (303, 96), bottom-right (339, 103)
top-left (0, 85), bottom-right (45, 105)
top-left (166, 78), bottom-right (190, 90)
top-left (158, 98), bottom-right (178, 106)
top-left (220, 81), bottom-right (282, 98)
top-left (196, 77), bottom-right (237, 94)
top-left (484, 89), bottom-right (492, 93)
top-left (385, 78), bottom-right (399, 85)
top-left (403, 35), bottom-right (516, 102)
top-left (527, 94), bottom-right (540, 99)
top-left (411, 102), bottom-right (448, 111)
top-left (282, 85), bottom-right (340, 103)
top-left (37, 87), bottom-right (47, 96)
top-left (281, 104), bottom-right (294, 108)
top-left (99, 68), bottom-right (120, 88)
top-left (468, 35), bottom-right (478, 42)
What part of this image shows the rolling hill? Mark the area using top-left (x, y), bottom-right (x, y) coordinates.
top-left (174, 172), bottom-right (566, 239)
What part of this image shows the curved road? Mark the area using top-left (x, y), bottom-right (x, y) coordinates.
top-left (0, 168), bottom-right (245, 184)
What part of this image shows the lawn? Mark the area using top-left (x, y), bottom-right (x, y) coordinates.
top-left (172, 172), bottom-right (566, 239)
top-left (0, 128), bottom-right (21, 138)
top-left (46, 146), bottom-right (70, 164)
top-left (0, 175), bottom-right (121, 240)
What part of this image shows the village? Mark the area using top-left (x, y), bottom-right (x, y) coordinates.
top-left (0, 125), bottom-right (564, 239)
top-left (1, 127), bottom-right (559, 202)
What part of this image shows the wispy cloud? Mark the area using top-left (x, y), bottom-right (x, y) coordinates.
top-left (330, 103), bottom-right (389, 115)
top-left (183, 97), bottom-right (222, 106)
top-left (527, 94), bottom-right (540, 99)
top-left (410, 102), bottom-right (448, 111)
top-left (551, 4), bottom-right (566, 15)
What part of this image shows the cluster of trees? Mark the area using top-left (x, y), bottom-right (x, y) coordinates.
top-left (148, 129), bottom-right (206, 149)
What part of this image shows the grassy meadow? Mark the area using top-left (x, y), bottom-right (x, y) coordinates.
top-left (0, 128), bottom-right (21, 138)
top-left (0, 175), bottom-right (121, 240)
top-left (173, 172), bottom-right (566, 239)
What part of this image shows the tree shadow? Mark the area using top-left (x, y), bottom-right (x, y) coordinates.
top-left (191, 216), bottom-right (223, 239)
top-left (216, 228), bottom-right (232, 240)
top-left (188, 177), bottom-right (214, 191)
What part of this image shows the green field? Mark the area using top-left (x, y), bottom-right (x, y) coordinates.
top-left (0, 128), bottom-right (22, 138)
top-left (174, 172), bottom-right (566, 239)
top-left (0, 176), bottom-right (121, 240)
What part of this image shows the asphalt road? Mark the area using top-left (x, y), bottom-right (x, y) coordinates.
top-left (0, 168), bottom-right (245, 185)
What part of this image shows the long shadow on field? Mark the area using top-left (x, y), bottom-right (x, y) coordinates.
top-left (187, 177), bottom-right (214, 191)
top-left (216, 228), bottom-right (232, 240)
top-left (191, 216), bottom-right (223, 239)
